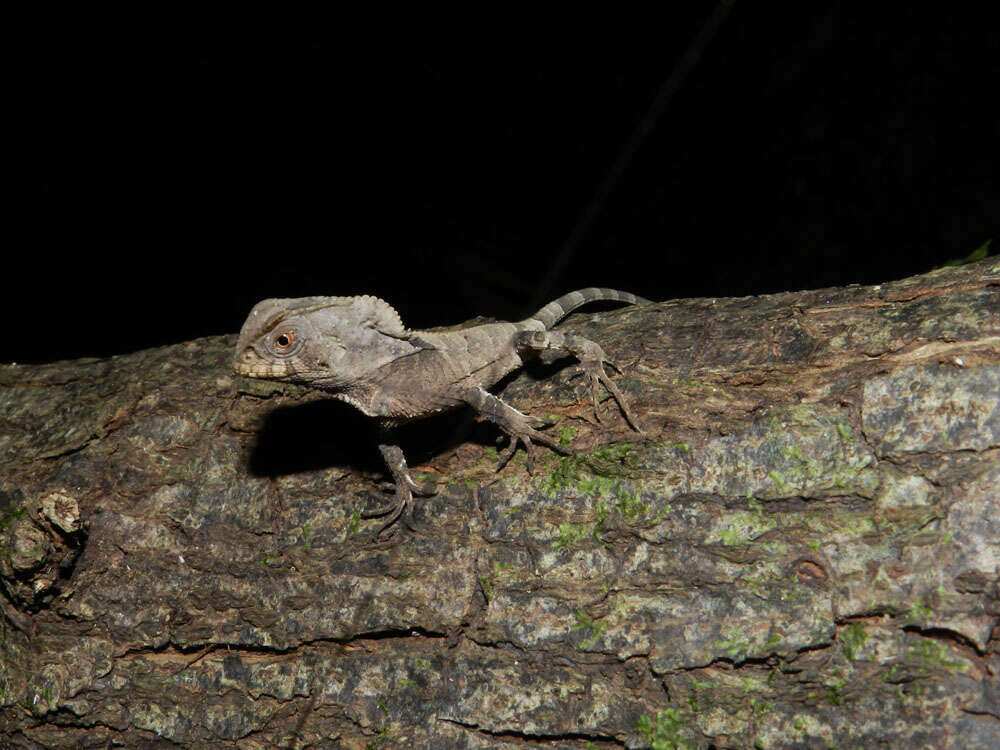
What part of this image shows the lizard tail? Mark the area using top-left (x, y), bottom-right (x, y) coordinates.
top-left (522, 288), bottom-right (650, 330)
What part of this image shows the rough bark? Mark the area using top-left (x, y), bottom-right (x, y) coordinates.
top-left (2, 259), bottom-right (999, 748)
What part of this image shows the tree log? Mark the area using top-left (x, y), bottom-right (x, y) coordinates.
top-left (2, 259), bottom-right (999, 748)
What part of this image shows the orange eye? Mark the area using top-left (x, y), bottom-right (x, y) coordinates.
top-left (273, 331), bottom-right (295, 350)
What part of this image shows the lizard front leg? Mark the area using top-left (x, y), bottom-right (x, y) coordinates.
top-left (362, 443), bottom-right (432, 533)
top-left (457, 386), bottom-right (569, 472)
top-left (515, 330), bottom-right (643, 432)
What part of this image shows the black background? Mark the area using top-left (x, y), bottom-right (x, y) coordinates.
top-left (9, 6), bottom-right (998, 364)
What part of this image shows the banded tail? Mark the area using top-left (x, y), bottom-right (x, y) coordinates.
top-left (523, 288), bottom-right (649, 331)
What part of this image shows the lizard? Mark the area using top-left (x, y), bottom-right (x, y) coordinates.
top-left (233, 287), bottom-right (648, 531)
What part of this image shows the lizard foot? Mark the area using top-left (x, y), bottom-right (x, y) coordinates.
top-left (362, 444), bottom-right (434, 534)
top-left (495, 412), bottom-right (569, 474)
top-left (458, 386), bottom-right (570, 474)
top-left (362, 486), bottom-right (415, 534)
top-left (567, 359), bottom-right (643, 433)
top-left (362, 479), bottom-right (437, 535)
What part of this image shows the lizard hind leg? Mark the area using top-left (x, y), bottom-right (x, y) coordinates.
top-left (459, 387), bottom-right (569, 474)
top-left (515, 330), bottom-right (643, 432)
top-left (362, 443), bottom-right (432, 533)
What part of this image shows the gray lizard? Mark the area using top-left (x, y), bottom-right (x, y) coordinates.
top-left (234, 288), bottom-right (647, 530)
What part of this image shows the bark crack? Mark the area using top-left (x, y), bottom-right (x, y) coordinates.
top-left (438, 716), bottom-right (627, 747)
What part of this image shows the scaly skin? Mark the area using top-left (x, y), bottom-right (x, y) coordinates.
top-left (234, 288), bottom-right (647, 532)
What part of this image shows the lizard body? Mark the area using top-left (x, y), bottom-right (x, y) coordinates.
top-left (234, 288), bottom-right (647, 530)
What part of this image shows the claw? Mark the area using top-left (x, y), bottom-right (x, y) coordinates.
top-left (596, 369), bottom-right (643, 433)
top-left (496, 439), bottom-right (518, 472)
top-left (362, 474), bottom-right (436, 534)
top-left (463, 386), bottom-right (570, 476)
top-left (362, 487), bottom-right (419, 535)
top-left (364, 443), bottom-right (437, 535)
top-left (567, 360), bottom-right (643, 433)
top-left (496, 433), bottom-right (538, 473)
top-left (495, 422), bottom-right (565, 474)
top-left (590, 373), bottom-right (602, 423)
top-left (362, 488), bottom-right (408, 519)
top-left (362, 492), bottom-right (404, 518)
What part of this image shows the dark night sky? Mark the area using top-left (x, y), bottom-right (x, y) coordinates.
top-left (9, 6), bottom-right (998, 363)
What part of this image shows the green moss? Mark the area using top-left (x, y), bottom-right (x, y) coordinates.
top-left (718, 508), bottom-right (775, 547)
top-left (782, 444), bottom-right (811, 466)
top-left (637, 708), bottom-right (690, 749)
top-left (365, 727), bottom-right (391, 750)
top-left (557, 424), bottom-right (580, 446)
top-left (906, 638), bottom-right (967, 671)
top-left (543, 443), bottom-right (646, 496)
top-left (594, 501), bottom-right (608, 534)
top-left (666, 378), bottom-right (703, 388)
top-left (542, 445), bottom-right (654, 530)
top-left (824, 682), bottom-right (843, 706)
top-left (0, 504), bottom-right (27, 533)
top-left (714, 630), bottom-right (750, 659)
top-left (572, 610), bottom-right (607, 650)
top-left (657, 440), bottom-right (691, 452)
top-left (478, 575), bottom-right (495, 601)
top-left (544, 456), bottom-right (583, 495)
top-left (720, 525), bottom-right (743, 546)
top-left (749, 697), bottom-right (773, 718)
top-left (348, 508), bottom-right (362, 535)
top-left (760, 540), bottom-right (788, 555)
top-left (553, 522), bottom-right (590, 549)
top-left (906, 599), bottom-right (933, 621)
top-left (759, 411), bottom-right (878, 497)
top-left (840, 623), bottom-right (868, 661)
top-left (615, 486), bottom-right (648, 520)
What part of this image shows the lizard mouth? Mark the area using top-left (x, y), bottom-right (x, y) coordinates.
top-left (233, 349), bottom-right (293, 379)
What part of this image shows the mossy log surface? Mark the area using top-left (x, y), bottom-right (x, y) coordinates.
top-left (2, 259), bottom-right (999, 748)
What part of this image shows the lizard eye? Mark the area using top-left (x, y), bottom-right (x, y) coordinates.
top-left (273, 330), bottom-right (296, 351)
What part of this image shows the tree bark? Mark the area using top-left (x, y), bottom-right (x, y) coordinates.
top-left (2, 259), bottom-right (999, 748)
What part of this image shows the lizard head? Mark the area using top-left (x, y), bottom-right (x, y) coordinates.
top-left (233, 295), bottom-right (412, 388)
